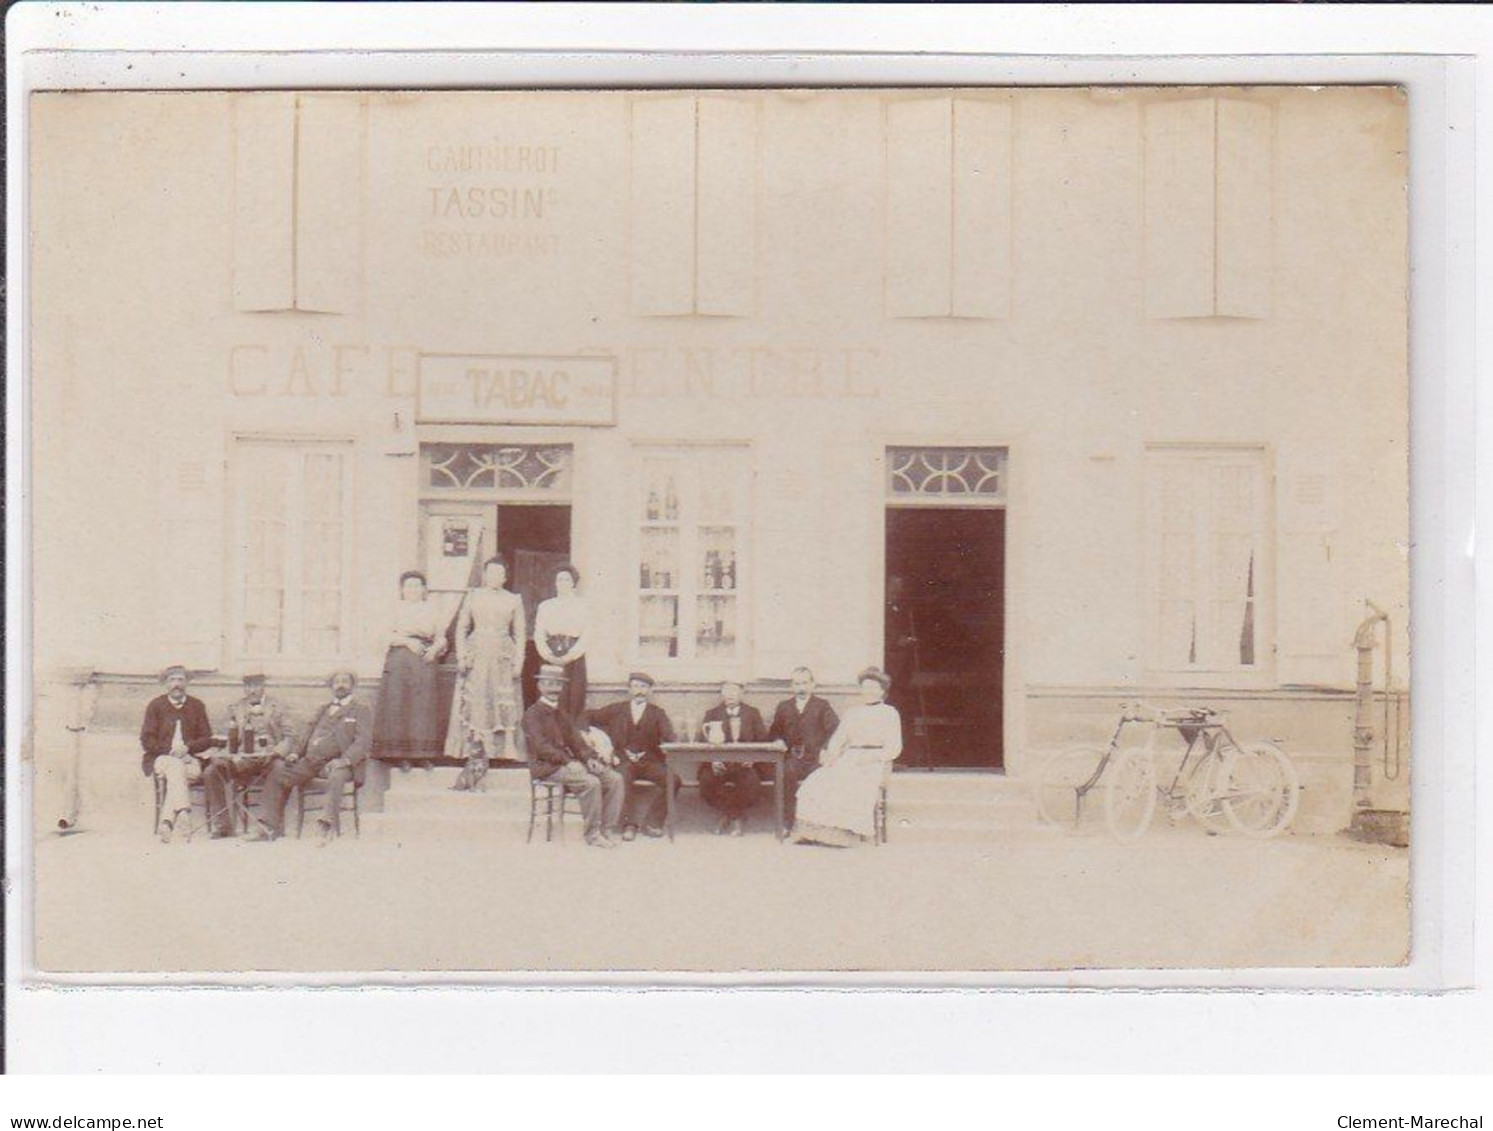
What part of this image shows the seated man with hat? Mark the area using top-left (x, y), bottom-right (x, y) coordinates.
top-left (138, 664), bottom-right (222, 843)
top-left (249, 669), bottom-right (371, 845)
top-left (522, 664), bottom-right (624, 848)
top-left (587, 671), bottom-right (676, 840)
top-left (203, 671), bottom-right (295, 839)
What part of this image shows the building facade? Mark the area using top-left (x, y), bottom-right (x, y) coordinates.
top-left (30, 87), bottom-right (1410, 807)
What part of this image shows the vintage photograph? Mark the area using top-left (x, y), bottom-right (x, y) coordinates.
top-left (25, 84), bottom-right (1410, 974)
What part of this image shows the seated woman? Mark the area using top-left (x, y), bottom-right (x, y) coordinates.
top-left (790, 666), bottom-right (901, 847)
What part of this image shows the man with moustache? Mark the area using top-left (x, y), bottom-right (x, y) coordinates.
top-left (523, 664), bottom-right (623, 848)
top-left (587, 672), bottom-right (676, 841)
top-left (138, 664), bottom-right (221, 843)
top-left (768, 667), bottom-right (841, 827)
top-left (203, 671), bottom-right (295, 839)
top-left (249, 669), bottom-right (371, 845)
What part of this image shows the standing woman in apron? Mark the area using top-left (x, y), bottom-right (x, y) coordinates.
top-left (373, 570), bottom-right (451, 770)
top-left (446, 557), bottom-right (526, 790)
top-left (533, 563), bottom-right (590, 722)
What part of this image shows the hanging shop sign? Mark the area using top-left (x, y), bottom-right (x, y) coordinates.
top-left (417, 353), bottom-right (618, 426)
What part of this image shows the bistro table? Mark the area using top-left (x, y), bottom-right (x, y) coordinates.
top-left (661, 741), bottom-right (789, 841)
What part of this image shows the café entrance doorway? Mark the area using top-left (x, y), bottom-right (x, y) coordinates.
top-left (884, 506), bottom-right (1005, 770)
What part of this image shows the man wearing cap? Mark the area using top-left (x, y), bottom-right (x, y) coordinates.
top-left (139, 665), bottom-right (220, 843)
top-left (523, 664), bottom-right (624, 848)
top-left (587, 672), bottom-right (676, 840)
top-left (249, 669), bottom-right (371, 844)
top-left (202, 672), bottom-right (295, 839)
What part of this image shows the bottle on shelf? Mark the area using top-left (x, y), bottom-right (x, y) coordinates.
top-left (646, 485), bottom-right (660, 521)
top-left (724, 555), bottom-right (736, 591)
top-left (665, 478), bottom-right (679, 520)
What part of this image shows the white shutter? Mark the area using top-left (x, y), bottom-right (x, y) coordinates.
top-left (295, 94), bottom-right (365, 314)
top-left (885, 98), bottom-right (953, 318)
top-left (695, 97), bottom-right (758, 317)
top-left (1143, 99), bottom-right (1216, 319)
top-left (952, 98), bottom-right (1013, 319)
top-left (1215, 99), bottom-right (1273, 319)
top-left (232, 93), bottom-right (296, 311)
top-left (630, 97), bottom-right (697, 316)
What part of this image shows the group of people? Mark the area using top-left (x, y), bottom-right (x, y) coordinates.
top-left (520, 663), bottom-right (902, 848)
top-left (374, 559), bottom-right (590, 791)
top-left (141, 558), bottom-right (904, 848)
top-left (141, 665), bottom-right (372, 845)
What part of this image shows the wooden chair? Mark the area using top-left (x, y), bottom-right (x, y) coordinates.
top-left (294, 776), bottom-right (361, 838)
top-left (528, 776), bottom-right (585, 843)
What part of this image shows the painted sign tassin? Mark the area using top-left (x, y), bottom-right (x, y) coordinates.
top-left (417, 353), bottom-right (618, 426)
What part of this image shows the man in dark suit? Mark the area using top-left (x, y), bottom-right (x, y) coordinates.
top-left (139, 664), bottom-right (221, 843)
top-left (523, 664), bottom-right (623, 848)
top-left (203, 671), bottom-right (295, 839)
top-left (768, 666), bottom-right (841, 826)
top-left (587, 672), bottom-right (675, 841)
top-left (249, 669), bottom-right (371, 845)
top-left (697, 679), bottom-right (770, 837)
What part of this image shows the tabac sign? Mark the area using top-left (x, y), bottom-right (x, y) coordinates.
top-left (417, 353), bottom-right (618, 426)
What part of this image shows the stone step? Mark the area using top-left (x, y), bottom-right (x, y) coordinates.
top-left (887, 797), bottom-right (1011, 825)
top-left (885, 771), bottom-right (1020, 804)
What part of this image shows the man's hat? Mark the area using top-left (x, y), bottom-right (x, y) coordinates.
top-left (160, 664), bottom-right (188, 682)
top-left (326, 669), bottom-right (358, 688)
top-left (536, 663), bottom-right (569, 685)
top-left (627, 671), bottom-right (656, 688)
top-left (242, 670), bottom-right (267, 684)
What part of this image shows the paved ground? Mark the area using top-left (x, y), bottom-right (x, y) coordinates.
top-left (29, 797), bottom-right (1409, 974)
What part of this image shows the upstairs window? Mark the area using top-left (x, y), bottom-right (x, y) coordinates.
top-left (1143, 97), bottom-right (1273, 319)
top-left (884, 97), bottom-right (1013, 319)
top-left (629, 95), bottom-right (759, 317)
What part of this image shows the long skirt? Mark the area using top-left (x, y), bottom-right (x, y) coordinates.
top-left (556, 652), bottom-right (588, 721)
top-left (793, 748), bottom-right (890, 847)
top-left (374, 646), bottom-right (445, 760)
top-left (444, 641), bottom-right (521, 762)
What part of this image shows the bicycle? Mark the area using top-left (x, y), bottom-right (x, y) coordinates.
top-left (1033, 702), bottom-right (1300, 843)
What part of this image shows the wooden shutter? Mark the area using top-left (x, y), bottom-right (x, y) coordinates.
top-left (695, 97), bottom-right (758, 317)
top-left (885, 98), bottom-right (953, 318)
top-left (1143, 99), bottom-right (1216, 319)
top-left (630, 97), bottom-right (697, 316)
top-left (1215, 99), bottom-right (1273, 319)
top-left (295, 94), bottom-right (364, 314)
top-left (232, 93), bottom-right (296, 311)
top-left (952, 98), bottom-right (1013, 319)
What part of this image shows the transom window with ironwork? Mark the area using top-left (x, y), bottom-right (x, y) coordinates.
top-left (887, 446), bottom-right (1007, 503)
top-left (421, 443), bottom-right (573, 495)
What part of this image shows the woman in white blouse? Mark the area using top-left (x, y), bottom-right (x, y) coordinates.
top-left (790, 666), bottom-right (902, 847)
top-left (373, 570), bottom-right (451, 768)
top-left (533, 564), bottom-right (590, 720)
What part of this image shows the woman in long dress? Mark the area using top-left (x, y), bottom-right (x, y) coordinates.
top-left (791, 666), bottom-right (902, 847)
top-left (373, 571), bottom-right (451, 770)
top-left (447, 557), bottom-right (526, 790)
top-left (533, 563), bottom-right (590, 720)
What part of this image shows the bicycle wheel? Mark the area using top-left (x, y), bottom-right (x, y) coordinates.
top-left (1181, 750), bottom-right (1234, 834)
top-left (1104, 749), bottom-right (1157, 843)
top-left (1034, 746), bottom-right (1108, 828)
top-left (1220, 742), bottom-right (1300, 838)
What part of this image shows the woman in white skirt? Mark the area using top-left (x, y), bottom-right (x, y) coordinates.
top-left (791, 666), bottom-right (901, 847)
